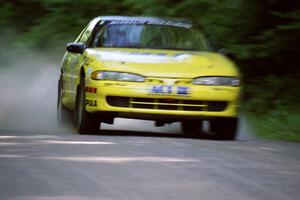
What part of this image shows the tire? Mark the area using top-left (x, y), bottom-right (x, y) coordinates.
top-left (181, 120), bottom-right (203, 137)
top-left (210, 117), bottom-right (238, 140)
top-left (74, 78), bottom-right (100, 134)
top-left (57, 78), bottom-right (70, 125)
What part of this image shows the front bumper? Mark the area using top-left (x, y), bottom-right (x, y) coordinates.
top-left (85, 79), bottom-right (241, 120)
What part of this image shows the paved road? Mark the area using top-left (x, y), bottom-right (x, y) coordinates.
top-left (0, 63), bottom-right (299, 200)
top-left (0, 120), bottom-right (299, 200)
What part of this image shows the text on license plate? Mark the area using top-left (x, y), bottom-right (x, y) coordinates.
top-left (149, 85), bottom-right (190, 95)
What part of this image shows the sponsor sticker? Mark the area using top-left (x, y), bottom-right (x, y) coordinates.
top-left (86, 99), bottom-right (97, 107)
top-left (85, 86), bottom-right (97, 93)
top-left (109, 20), bottom-right (192, 29)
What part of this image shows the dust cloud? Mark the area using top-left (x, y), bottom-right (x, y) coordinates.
top-left (0, 49), bottom-right (178, 135)
top-left (0, 50), bottom-right (63, 132)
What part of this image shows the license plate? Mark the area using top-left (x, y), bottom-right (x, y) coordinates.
top-left (149, 85), bottom-right (190, 95)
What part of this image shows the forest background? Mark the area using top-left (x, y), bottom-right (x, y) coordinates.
top-left (0, 0), bottom-right (299, 141)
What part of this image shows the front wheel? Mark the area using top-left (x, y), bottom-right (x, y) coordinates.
top-left (74, 78), bottom-right (100, 134)
top-left (57, 78), bottom-right (70, 125)
top-left (181, 120), bottom-right (203, 137)
top-left (210, 117), bottom-right (238, 140)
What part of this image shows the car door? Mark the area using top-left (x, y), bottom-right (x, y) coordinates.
top-left (61, 19), bottom-right (99, 109)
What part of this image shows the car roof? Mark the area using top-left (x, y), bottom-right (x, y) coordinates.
top-left (93, 16), bottom-right (193, 28)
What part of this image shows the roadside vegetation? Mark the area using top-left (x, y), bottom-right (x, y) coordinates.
top-left (0, 0), bottom-right (299, 141)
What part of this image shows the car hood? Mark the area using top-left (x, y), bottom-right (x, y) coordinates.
top-left (85, 48), bottom-right (239, 78)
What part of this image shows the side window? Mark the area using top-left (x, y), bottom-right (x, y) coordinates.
top-left (89, 21), bottom-right (107, 48)
top-left (91, 28), bottom-right (104, 47)
top-left (75, 19), bottom-right (99, 44)
top-left (78, 29), bottom-right (92, 43)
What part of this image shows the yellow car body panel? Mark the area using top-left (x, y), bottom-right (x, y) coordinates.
top-left (62, 47), bottom-right (241, 119)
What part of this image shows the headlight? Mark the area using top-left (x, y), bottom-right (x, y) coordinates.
top-left (193, 76), bottom-right (240, 86)
top-left (91, 71), bottom-right (145, 82)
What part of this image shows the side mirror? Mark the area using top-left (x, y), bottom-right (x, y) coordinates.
top-left (66, 43), bottom-right (85, 54)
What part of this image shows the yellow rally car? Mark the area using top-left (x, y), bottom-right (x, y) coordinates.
top-left (57, 16), bottom-right (241, 139)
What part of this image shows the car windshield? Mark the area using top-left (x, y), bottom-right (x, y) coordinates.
top-left (91, 23), bottom-right (211, 51)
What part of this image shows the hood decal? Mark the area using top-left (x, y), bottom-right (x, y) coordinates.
top-left (91, 50), bottom-right (193, 64)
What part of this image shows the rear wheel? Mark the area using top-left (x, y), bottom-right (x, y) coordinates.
top-left (210, 117), bottom-right (238, 140)
top-left (181, 120), bottom-right (203, 137)
top-left (74, 78), bottom-right (100, 134)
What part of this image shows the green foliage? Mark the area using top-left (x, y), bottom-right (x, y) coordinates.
top-left (0, 0), bottom-right (299, 141)
top-left (244, 75), bottom-right (300, 142)
top-left (247, 109), bottom-right (300, 142)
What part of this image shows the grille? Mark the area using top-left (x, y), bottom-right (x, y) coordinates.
top-left (106, 96), bottom-right (227, 112)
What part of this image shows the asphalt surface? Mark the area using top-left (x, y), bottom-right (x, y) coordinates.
top-left (1, 52), bottom-right (298, 200)
top-left (0, 119), bottom-right (300, 200)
